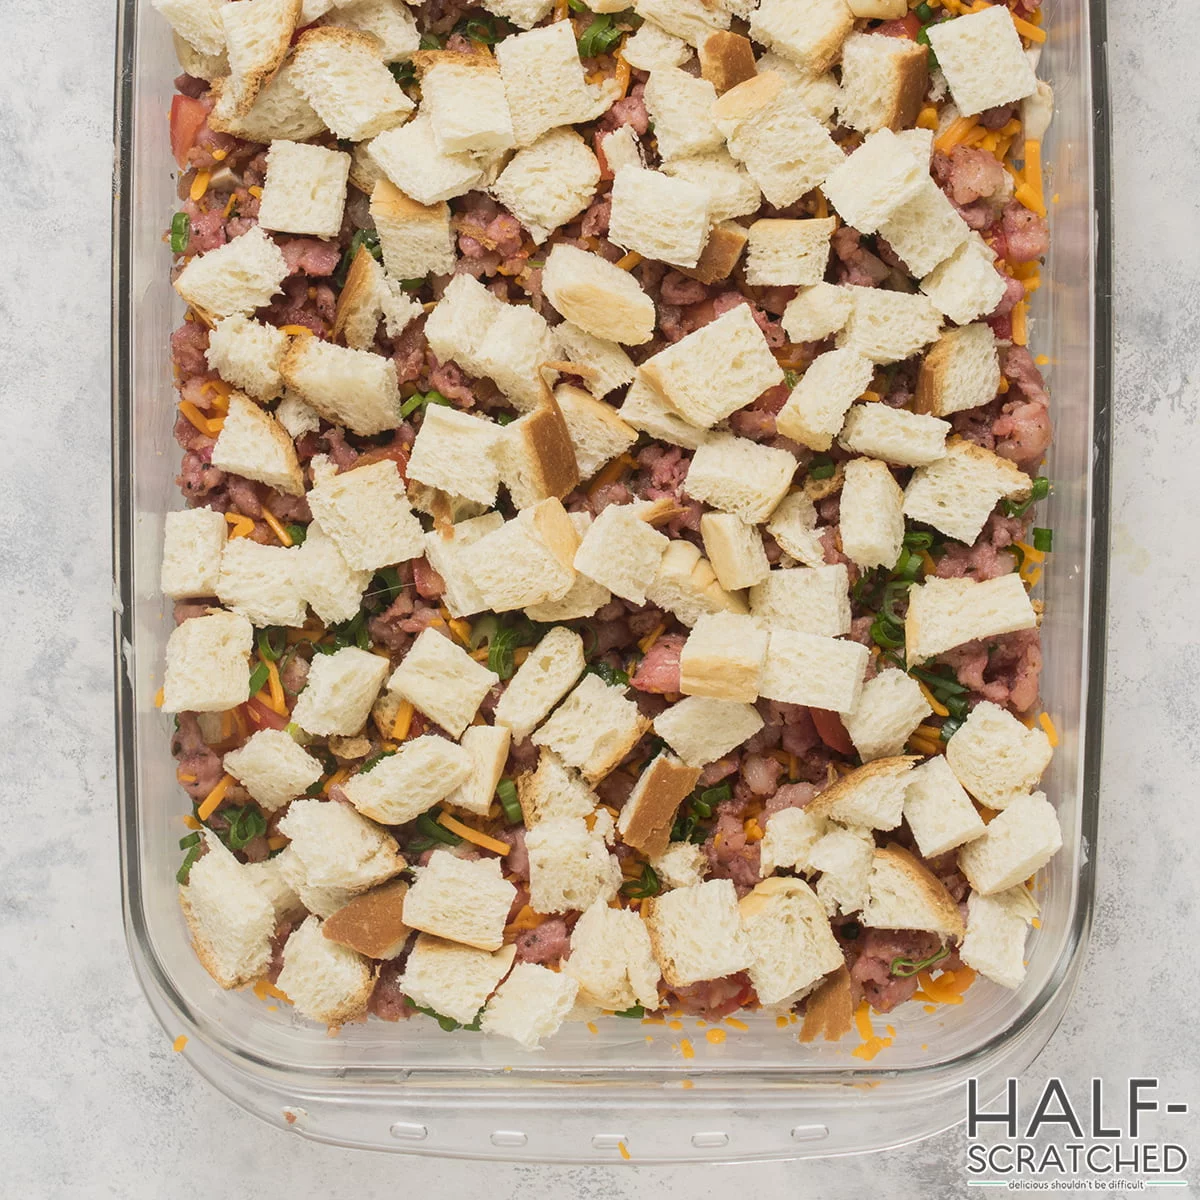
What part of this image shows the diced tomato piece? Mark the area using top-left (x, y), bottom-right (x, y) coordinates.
top-left (811, 708), bottom-right (855, 755)
top-left (354, 438), bottom-right (410, 479)
top-left (244, 697), bottom-right (289, 731)
top-left (877, 13), bottom-right (921, 39)
top-left (170, 94), bottom-right (209, 169)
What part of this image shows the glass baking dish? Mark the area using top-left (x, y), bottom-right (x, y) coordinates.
top-left (111, 0), bottom-right (1111, 1161)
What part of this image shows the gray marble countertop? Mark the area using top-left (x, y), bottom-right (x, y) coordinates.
top-left (1, 0), bottom-right (1197, 1195)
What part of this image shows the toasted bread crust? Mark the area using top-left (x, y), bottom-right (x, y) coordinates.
top-left (914, 332), bottom-right (951, 414)
top-left (620, 756), bottom-right (702, 859)
top-left (806, 755), bottom-right (921, 820)
top-left (712, 70), bottom-right (784, 125)
top-left (370, 177), bottom-right (449, 228)
top-left (699, 32), bottom-right (758, 95)
top-left (331, 244), bottom-right (380, 347)
top-left (179, 891), bottom-right (249, 989)
top-left (584, 713), bottom-right (652, 784)
top-left (229, 0), bottom-right (302, 117)
top-left (322, 879), bottom-right (411, 959)
top-left (520, 392), bottom-right (583, 502)
top-left (873, 843), bottom-right (967, 940)
top-left (798, 963), bottom-right (853, 1042)
top-left (295, 23), bottom-right (384, 59)
top-left (676, 223), bottom-right (748, 285)
top-left (886, 41), bottom-right (930, 131)
top-left (412, 48), bottom-right (501, 76)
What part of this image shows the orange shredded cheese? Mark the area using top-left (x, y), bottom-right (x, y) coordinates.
top-left (618, 1141), bottom-right (631, 1160)
top-left (278, 324), bottom-right (314, 337)
top-left (588, 452), bottom-right (636, 497)
top-left (177, 770), bottom-right (198, 785)
top-left (1013, 540), bottom-right (1045, 565)
top-left (917, 680), bottom-right (950, 718)
top-left (391, 699), bottom-right (415, 741)
top-left (263, 657), bottom-right (287, 714)
top-left (438, 811), bottom-right (511, 855)
top-left (1038, 712), bottom-right (1059, 746)
top-left (1011, 12), bottom-right (1045, 42)
top-left (322, 767), bottom-right (350, 796)
top-left (705, 1028), bottom-right (726, 1044)
top-left (587, 1021), bottom-right (599, 1034)
top-left (614, 250), bottom-right (642, 271)
top-left (253, 978), bottom-right (292, 1004)
top-left (678, 1038), bottom-right (695, 1059)
top-left (196, 773), bottom-right (234, 820)
top-left (935, 116), bottom-right (977, 154)
top-left (155, 686), bottom-right (165, 708)
top-left (506, 905), bottom-right (545, 933)
top-left (224, 511), bottom-right (256, 539)
top-left (178, 400), bottom-right (223, 437)
top-left (743, 818), bottom-right (764, 843)
top-left (189, 170), bottom-right (211, 202)
top-left (637, 621), bottom-right (667, 654)
top-left (221, 193), bottom-right (237, 219)
top-left (916, 105), bottom-right (938, 131)
top-left (613, 49), bottom-right (631, 99)
top-left (447, 617), bottom-right (473, 647)
top-left (183, 815), bottom-right (203, 830)
top-left (1011, 300), bottom-right (1028, 346)
top-left (172, 1035), bottom-right (188, 1052)
top-left (724, 1017), bottom-right (748, 1031)
top-left (1022, 138), bottom-right (1046, 215)
top-left (248, 185), bottom-right (263, 198)
top-left (513, 646), bottom-right (531, 667)
top-left (259, 505), bottom-right (293, 547)
top-left (266, 834), bottom-right (288, 851)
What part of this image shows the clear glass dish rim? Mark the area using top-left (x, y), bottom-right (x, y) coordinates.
top-left (109, 0), bottom-right (1112, 1091)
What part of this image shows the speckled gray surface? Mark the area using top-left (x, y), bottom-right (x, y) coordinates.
top-left (1, 0), bottom-right (1198, 1196)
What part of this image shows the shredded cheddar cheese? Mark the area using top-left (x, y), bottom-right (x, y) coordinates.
top-left (588, 452), bottom-right (636, 498)
top-left (1011, 12), bottom-right (1045, 42)
top-left (705, 1028), bottom-right (726, 1044)
top-left (183, 815), bottom-right (203, 831)
top-left (278, 324), bottom-right (314, 337)
top-left (917, 680), bottom-right (950, 718)
top-left (247, 185), bottom-right (263, 198)
top-left (155, 686), bottom-right (165, 708)
top-left (263, 657), bottom-right (287, 714)
top-left (1038, 711), bottom-right (1059, 746)
top-left (259, 505), bottom-right (293, 547)
top-left (253, 978), bottom-right (292, 1004)
top-left (614, 250), bottom-right (642, 271)
top-left (172, 1035), bottom-right (188, 1052)
top-left (189, 170), bottom-right (210, 202)
top-left (916, 105), bottom-right (939, 131)
top-left (322, 767), bottom-right (350, 796)
top-left (743, 818), bottom-right (764, 843)
top-left (1011, 299), bottom-right (1028, 346)
top-left (266, 834), bottom-right (288, 851)
top-left (618, 1141), bottom-right (631, 1160)
top-left (196, 773), bottom-right (233, 821)
top-left (637, 621), bottom-right (667, 654)
top-left (391, 699), bottom-right (415, 741)
top-left (224, 511), bottom-right (256, 539)
top-left (934, 116), bottom-right (977, 154)
top-left (678, 1038), bottom-right (695, 1059)
top-left (437, 811), bottom-right (511, 856)
top-left (724, 1017), bottom-right (748, 1032)
top-left (447, 617), bottom-right (473, 647)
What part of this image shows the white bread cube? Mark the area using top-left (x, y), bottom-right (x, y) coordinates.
top-left (808, 824), bottom-right (874, 916)
top-left (599, 124), bottom-right (644, 176)
top-left (211, 392), bottom-right (304, 496)
top-left (256, 139), bottom-right (349, 239)
top-left (206, 315), bottom-right (290, 402)
top-left (490, 129), bottom-right (601, 245)
top-left (174, 226), bottom-right (289, 320)
top-left (958, 791), bottom-right (1063, 895)
top-left (290, 26), bottom-right (414, 140)
top-left (295, 521), bottom-right (370, 624)
top-left (517, 750), bottom-right (599, 826)
top-left (836, 285), bottom-right (943, 364)
top-left (423, 512), bottom-right (505, 620)
top-left (154, 0), bottom-right (226, 56)
top-left (745, 217), bottom-right (837, 287)
top-left (307, 456), bottom-right (424, 572)
top-left (329, 249), bottom-right (417, 350)
top-left (822, 128), bottom-right (927, 234)
top-left (457, 499), bottom-right (580, 612)
top-left (754, 53), bottom-right (841, 120)
top-left (701, 512), bottom-right (770, 592)
top-left (406, 405), bottom-right (504, 507)
top-left (765, 490), bottom-right (826, 568)
top-left (403, 850), bottom-right (517, 950)
top-left (618, 376), bottom-right (709, 450)
top-left (329, 0), bottom-right (420, 61)
top-left (738, 876), bottom-right (843, 1005)
top-left (945, 700), bottom-right (1054, 811)
top-left (275, 846), bottom-right (355, 919)
top-left (652, 841), bottom-right (709, 889)
top-left (775, 348), bottom-right (874, 451)
top-left (634, 0), bottom-right (729, 46)
top-left (840, 456), bottom-right (905, 571)
top-left (208, 59), bottom-right (326, 142)
top-left (622, 19), bottom-right (692, 70)
top-left (370, 180), bottom-right (456, 280)
top-left (644, 878), bottom-right (752, 986)
top-left (499, 391), bottom-right (580, 510)
top-left (277, 797), bottom-right (405, 891)
top-left (494, 626), bottom-right (586, 742)
top-left (342, 733), bottom-right (473, 824)
top-left (525, 512), bottom-right (613, 622)
top-left (749, 0), bottom-right (852, 73)
top-left (400, 934), bottom-right (517, 1025)
top-left (275, 391), bottom-right (320, 440)
top-left (926, 5), bottom-right (1038, 118)
top-left (542, 244), bottom-right (656, 346)
top-left (653, 696), bottom-right (764, 768)
top-left (526, 815), bottom-right (622, 914)
top-left (179, 834), bottom-right (275, 988)
top-left (679, 611), bottom-right (768, 703)
top-left (608, 166), bottom-right (711, 270)
top-left (161, 507), bottom-right (227, 599)
top-left (959, 886), bottom-right (1039, 989)
top-left (905, 574), bottom-right (1038, 666)
top-left (921, 233), bottom-right (1009, 326)
top-left (555, 333), bottom-right (636, 401)
top-left (496, 21), bottom-right (613, 147)
top-left (222, 728), bottom-right (322, 811)
top-left (842, 668), bottom-right (932, 762)
top-left (419, 52), bottom-right (514, 154)
top-left (480, 0), bottom-right (554, 28)
top-left (178, 34), bottom-right (227, 82)
top-left (291, 646), bottom-right (389, 736)
top-left (474, 303), bottom-right (561, 412)
top-left (553, 385), bottom-right (637, 479)
top-left (573, 503), bottom-right (670, 606)
top-left (903, 753), bottom-right (986, 858)
top-left (219, 0), bottom-right (300, 117)
top-left (245, 855), bottom-right (304, 924)
top-left (878, 177), bottom-right (970, 279)
top-left (388, 627), bottom-right (500, 738)
top-left (617, 752), bottom-right (702, 859)
top-left (758, 806), bottom-right (827, 876)
top-left (837, 30), bottom-right (928, 135)
top-left (903, 438), bottom-right (1032, 544)
top-left (759, 628), bottom-right (868, 713)
top-left (369, 112), bottom-right (485, 206)
top-left (216, 538), bottom-right (308, 627)
top-left (162, 609), bottom-right (253, 713)
top-left (916, 323), bottom-right (1001, 418)
top-left (839, 403), bottom-right (950, 468)
top-left (564, 899), bottom-right (661, 1011)
top-left (643, 67), bottom-right (722, 161)
top-left (718, 76), bottom-right (844, 207)
top-left (808, 757), bottom-right (921, 831)
top-left (276, 915), bottom-right (374, 1025)
top-left (749, 564), bottom-right (851, 637)
top-left (280, 336), bottom-right (400, 436)
top-left (481, 962), bottom-right (579, 1048)
top-left (685, 432), bottom-right (796, 523)
top-left (644, 538), bottom-right (748, 628)
top-left (660, 149), bottom-right (761, 222)
top-left (423, 272), bottom-right (503, 380)
top-left (861, 845), bottom-right (965, 940)
top-left (445, 724), bottom-right (512, 817)
top-left (846, 0), bottom-right (905, 14)
top-left (531, 673), bottom-right (650, 783)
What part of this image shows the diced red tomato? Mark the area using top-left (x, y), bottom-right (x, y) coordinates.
top-left (811, 708), bottom-right (855, 755)
top-left (877, 13), bottom-right (921, 39)
top-left (354, 438), bottom-right (410, 479)
top-left (170, 94), bottom-right (209, 169)
top-left (244, 697), bottom-right (289, 731)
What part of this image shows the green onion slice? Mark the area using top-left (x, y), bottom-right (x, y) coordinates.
top-left (1032, 527), bottom-right (1053, 552)
top-left (170, 211), bottom-right (191, 254)
top-left (496, 778), bottom-right (523, 824)
top-left (890, 945), bottom-right (950, 978)
top-left (248, 662), bottom-right (270, 695)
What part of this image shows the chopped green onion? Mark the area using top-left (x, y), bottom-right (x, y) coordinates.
top-left (332, 228), bottom-right (382, 289)
top-left (939, 716), bottom-right (964, 741)
top-left (178, 832), bottom-right (201, 850)
top-left (620, 862), bottom-right (660, 899)
top-left (170, 211), bottom-right (191, 254)
top-left (358, 750), bottom-right (395, 774)
top-left (700, 782), bottom-right (732, 806)
top-left (417, 810), bottom-right (461, 845)
top-left (419, 32), bottom-right (442, 49)
top-left (1004, 476), bottom-right (1050, 518)
top-left (284, 523), bottom-right (307, 546)
top-left (176, 844), bottom-right (202, 884)
top-left (405, 997), bottom-right (481, 1032)
top-left (389, 60), bottom-right (416, 87)
top-left (586, 660), bottom-right (629, 688)
top-left (225, 806), bottom-right (267, 850)
top-left (567, 0), bottom-right (589, 10)
top-left (487, 618), bottom-right (540, 681)
top-left (614, 1004), bottom-right (645, 1018)
top-left (915, 25), bottom-right (932, 46)
top-left (456, 14), bottom-right (506, 44)
top-left (890, 945), bottom-right (950, 978)
top-left (399, 389), bottom-right (449, 419)
top-left (903, 530), bottom-right (934, 552)
top-left (808, 456), bottom-right (836, 480)
top-left (784, 369), bottom-right (800, 389)
top-left (1032, 527), bottom-right (1053, 553)
top-left (914, 1), bottom-right (934, 20)
top-left (494, 411), bottom-right (517, 426)
top-left (1007, 543), bottom-right (1025, 571)
top-left (869, 611), bottom-right (905, 650)
top-left (256, 627), bottom-right (287, 662)
top-left (892, 547), bottom-right (923, 583)
top-left (468, 613), bottom-right (500, 651)
top-left (689, 795), bottom-right (713, 819)
top-left (248, 662), bottom-right (270, 695)
top-left (497, 778), bottom-right (523, 825)
top-left (577, 14), bottom-right (622, 57)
